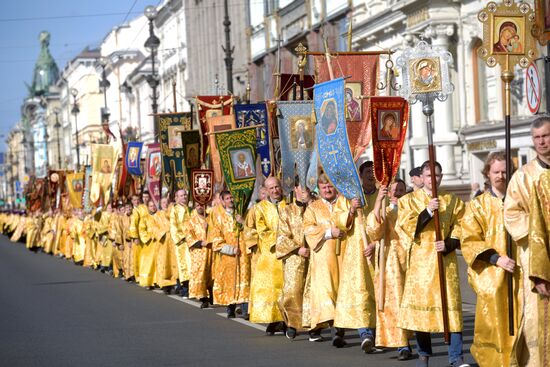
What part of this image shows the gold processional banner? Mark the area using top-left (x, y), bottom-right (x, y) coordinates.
top-left (66, 172), bottom-right (84, 209)
top-left (90, 144), bottom-right (119, 205)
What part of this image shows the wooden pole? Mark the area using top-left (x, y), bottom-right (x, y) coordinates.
top-left (377, 198), bottom-right (387, 311)
top-left (422, 101), bottom-right (450, 344)
top-left (502, 55), bottom-right (515, 336)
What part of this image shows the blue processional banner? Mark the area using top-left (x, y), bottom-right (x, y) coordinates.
top-left (314, 78), bottom-right (365, 206)
top-left (277, 101), bottom-right (318, 193)
top-left (234, 103), bottom-right (272, 178)
top-left (125, 141), bottom-right (144, 176)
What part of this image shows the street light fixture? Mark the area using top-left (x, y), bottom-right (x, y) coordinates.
top-left (98, 56), bottom-right (111, 125)
top-left (53, 107), bottom-right (62, 169)
top-left (144, 5), bottom-right (160, 142)
top-left (71, 88), bottom-right (81, 171)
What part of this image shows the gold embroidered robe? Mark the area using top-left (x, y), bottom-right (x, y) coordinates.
top-left (25, 215), bottom-right (42, 250)
top-left (529, 170), bottom-right (550, 367)
top-left (186, 209), bottom-right (213, 299)
top-left (249, 200), bottom-right (285, 324)
top-left (395, 189), bottom-right (464, 333)
top-left (303, 198), bottom-right (344, 329)
top-left (276, 202), bottom-right (309, 330)
top-left (154, 208), bottom-right (178, 288)
top-left (97, 211), bottom-right (113, 267)
top-left (366, 206), bottom-right (412, 347)
top-left (138, 211), bottom-right (159, 287)
top-left (71, 218), bottom-right (86, 263)
top-left (170, 203), bottom-right (192, 282)
top-left (108, 213), bottom-right (124, 278)
top-left (82, 215), bottom-right (96, 268)
top-left (41, 216), bottom-right (55, 253)
top-left (504, 159), bottom-right (548, 367)
top-left (244, 203), bottom-right (259, 275)
top-left (129, 204), bottom-right (147, 279)
top-left (332, 196), bottom-right (376, 329)
top-left (207, 204), bottom-right (250, 305)
top-left (11, 216), bottom-right (26, 242)
top-left (116, 214), bottom-right (133, 280)
top-left (461, 192), bottom-right (520, 367)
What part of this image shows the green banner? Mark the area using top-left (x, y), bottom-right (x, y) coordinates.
top-left (214, 126), bottom-right (257, 217)
top-left (159, 112), bottom-right (193, 193)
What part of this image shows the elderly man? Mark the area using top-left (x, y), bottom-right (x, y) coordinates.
top-left (250, 177), bottom-right (286, 334)
top-left (208, 190), bottom-right (250, 317)
top-left (504, 116), bottom-right (550, 366)
top-left (276, 182), bottom-right (311, 339)
top-left (170, 189), bottom-right (192, 297)
top-left (303, 174), bottom-right (345, 342)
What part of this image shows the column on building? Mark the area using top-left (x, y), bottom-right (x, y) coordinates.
top-left (428, 23), bottom-right (458, 179)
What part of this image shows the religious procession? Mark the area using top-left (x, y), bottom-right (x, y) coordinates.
top-left (1, 1), bottom-right (550, 367)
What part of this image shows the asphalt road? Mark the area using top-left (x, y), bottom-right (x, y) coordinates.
top-left (0, 235), bottom-right (477, 367)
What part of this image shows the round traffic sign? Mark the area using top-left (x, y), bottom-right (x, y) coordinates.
top-left (525, 62), bottom-right (541, 114)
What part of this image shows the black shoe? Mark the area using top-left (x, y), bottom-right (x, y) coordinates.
top-left (285, 327), bottom-right (297, 340)
top-left (332, 335), bottom-right (347, 348)
top-left (226, 305), bottom-right (236, 318)
top-left (360, 335), bottom-right (374, 353)
top-left (397, 348), bottom-right (412, 361)
top-left (265, 322), bottom-right (284, 335)
top-left (200, 301), bottom-right (209, 309)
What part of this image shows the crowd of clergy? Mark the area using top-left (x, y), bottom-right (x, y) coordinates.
top-left (1, 117), bottom-right (550, 367)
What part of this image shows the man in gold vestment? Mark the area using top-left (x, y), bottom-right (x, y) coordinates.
top-left (276, 183), bottom-right (311, 339)
top-left (331, 194), bottom-right (376, 352)
top-left (303, 174), bottom-right (345, 342)
top-left (366, 179), bottom-right (413, 360)
top-left (395, 161), bottom-right (466, 367)
top-left (462, 152), bottom-right (520, 367)
top-left (207, 191), bottom-right (250, 318)
top-left (154, 197), bottom-right (178, 292)
top-left (26, 210), bottom-right (43, 251)
top-left (138, 200), bottom-right (159, 288)
top-left (504, 117), bottom-right (550, 367)
top-left (249, 177), bottom-right (285, 334)
top-left (129, 192), bottom-right (150, 282)
top-left (186, 202), bottom-right (213, 308)
top-left (529, 169), bottom-right (550, 367)
top-left (170, 189), bottom-right (192, 297)
top-left (109, 203), bottom-right (125, 278)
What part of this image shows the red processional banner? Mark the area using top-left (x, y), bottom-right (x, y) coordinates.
top-left (369, 97), bottom-right (409, 186)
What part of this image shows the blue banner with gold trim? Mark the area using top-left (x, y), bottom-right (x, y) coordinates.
top-left (277, 101), bottom-right (317, 193)
top-left (125, 141), bottom-right (143, 176)
top-left (314, 78), bottom-right (364, 205)
top-left (234, 103), bottom-right (271, 178)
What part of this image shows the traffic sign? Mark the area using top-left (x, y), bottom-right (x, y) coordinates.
top-left (526, 62), bottom-right (541, 114)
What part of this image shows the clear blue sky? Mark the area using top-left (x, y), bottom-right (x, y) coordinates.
top-left (0, 0), bottom-right (160, 151)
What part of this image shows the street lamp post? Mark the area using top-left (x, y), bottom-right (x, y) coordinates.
top-left (53, 107), bottom-right (62, 169)
top-left (71, 88), bottom-right (81, 171)
top-left (144, 5), bottom-right (160, 142)
top-left (98, 56), bottom-right (111, 125)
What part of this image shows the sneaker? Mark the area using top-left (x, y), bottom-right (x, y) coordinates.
top-left (308, 332), bottom-right (323, 342)
top-left (285, 327), bottom-right (297, 340)
top-left (331, 335), bottom-right (347, 348)
top-left (416, 356), bottom-right (429, 367)
top-left (449, 358), bottom-right (470, 367)
top-left (397, 348), bottom-right (412, 361)
top-left (360, 335), bottom-right (374, 353)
